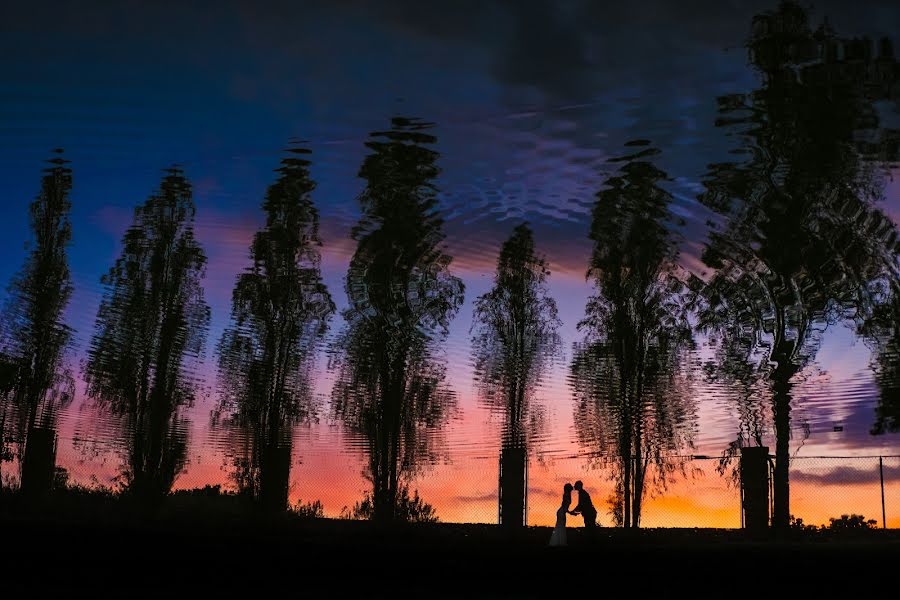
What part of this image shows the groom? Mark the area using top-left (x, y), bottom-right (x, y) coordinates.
top-left (569, 481), bottom-right (597, 529)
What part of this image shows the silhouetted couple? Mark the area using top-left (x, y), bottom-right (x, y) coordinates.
top-left (549, 480), bottom-right (597, 547)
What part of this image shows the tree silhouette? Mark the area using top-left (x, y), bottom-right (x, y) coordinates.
top-left (84, 168), bottom-right (209, 505)
top-left (330, 117), bottom-right (464, 524)
top-left (0, 150), bottom-right (75, 497)
top-left (470, 223), bottom-right (560, 527)
top-left (861, 288), bottom-right (900, 435)
top-left (696, 1), bottom-right (900, 529)
top-left (570, 141), bottom-right (696, 528)
top-left (216, 146), bottom-right (335, 512)
top-left (0, 352), bottom-right (15, 488)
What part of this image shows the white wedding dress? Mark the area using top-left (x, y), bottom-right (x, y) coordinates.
top-left (548, 495), bottom-right (570, 547)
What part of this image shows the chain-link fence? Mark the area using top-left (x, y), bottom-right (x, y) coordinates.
top-left (521, 455), bottom-right (744, 528)
top-left (524, 454), bottom-right (900, 529)
top-left (337, 453), bottom-right (900, 528)
top-left (788, 456), bottom-right (899, 529)
top-left (3, 439), bottom-right (899, 529)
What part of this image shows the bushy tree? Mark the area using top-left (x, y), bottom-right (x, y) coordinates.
top-left (0, 150), bottom-right (75, 497)
top-left (471, 223), bottom-right (560, 526)
top-left (85, 168), bottom-right (209, 505)
top-left (331, 117), bottom-right (464, 523)
top-left (571, 141), bottom-right (696, 528)
top-left (216, 146), bottom-right (334, 512)
top-left (696, 1), bottom-right (900, 529)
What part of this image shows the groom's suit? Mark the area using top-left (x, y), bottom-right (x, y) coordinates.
top-left (573, 489), bottom-right (597, 527)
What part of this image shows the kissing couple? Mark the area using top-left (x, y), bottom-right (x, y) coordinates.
top-left (548, 480), bottom-right (597, 547)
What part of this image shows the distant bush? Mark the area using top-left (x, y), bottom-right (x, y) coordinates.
top-left (826, 514), bottom-right (878, 530)
top-left (160, 484), bottom-right (249, 520)
top-left (789, 513), bottom-right (880, 532)
top-left (60, 480), bottom-right (118, 498)
top-left (789, 515), bottom-right (818, 532)
top-left (292, 499), bottom-right (325, 519)
top-left (170, 484), bottom-right (236, 498)
top-left (342, 485), bottom-right (438, 523)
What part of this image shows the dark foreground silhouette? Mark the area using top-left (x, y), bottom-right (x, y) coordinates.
top-left (2, 491), bottom-right (899, 597)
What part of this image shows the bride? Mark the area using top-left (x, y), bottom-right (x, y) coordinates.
top-left (549, 483), bottom-right (573, 547)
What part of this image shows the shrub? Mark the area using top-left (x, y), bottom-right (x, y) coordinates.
top-left (827, 514), bottom-right (878, 530)
top-left (344, 485), bottom-right (438, 523)
top-left (293, 499), bottom-right (325, 519)
top-left (789, 515), bottom-right (818, 532)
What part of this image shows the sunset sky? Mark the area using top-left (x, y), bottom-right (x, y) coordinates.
top-left (2, 0), bottom-right (899, 527)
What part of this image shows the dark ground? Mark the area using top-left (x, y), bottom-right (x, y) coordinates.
top-left (3, 492), bottom-right (899, 597)
top-left (5, 517), bottom-right (900, 597)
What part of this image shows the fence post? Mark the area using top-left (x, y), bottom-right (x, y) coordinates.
top-left (499, 445), bottom-right (526, 529)
top-left (498, 454), bottom-right (502, 525)
top-left (740, 446), bottom-right (770, 531)
top-left (524, 452), bottom-right (528, 527)
top-left (21, 426), bottom-right (58, 499)
top-left (880, 456), bottom-right (886, 529)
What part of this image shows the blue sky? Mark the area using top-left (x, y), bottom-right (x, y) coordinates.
top-left (1, 0), bottom-right (899, 457)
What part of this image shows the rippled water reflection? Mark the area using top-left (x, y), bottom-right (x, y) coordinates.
top-left (1, 0), bottom-right (899, 526)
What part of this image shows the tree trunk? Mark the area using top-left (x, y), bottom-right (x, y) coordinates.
top-left (259, 437), bottom-right (291, 513)
top-left (632, 450), bottom-right (644, 529)
top-left (772, 374), bottom-right (792, 530)
top-left (622, 449), bottom-right (632, 529)
top-left (374, 361), bottom-right (399, 524)
top-left (500, 443), bottom-right (526, 528)
top-left (372, 418), bottom-right (393, 523)
top-left (20, 425), bottom-right (57, 499)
